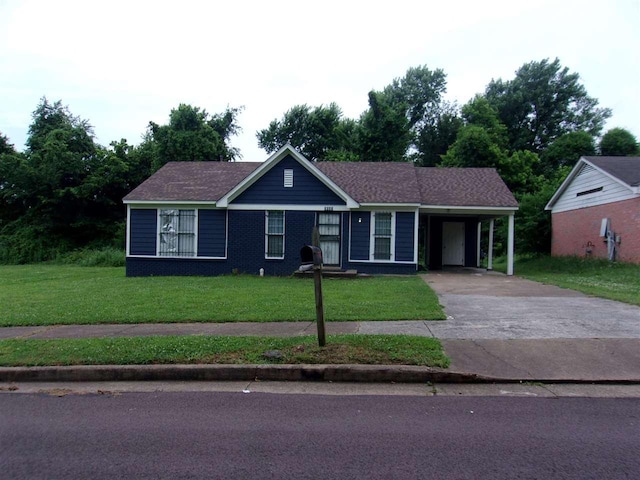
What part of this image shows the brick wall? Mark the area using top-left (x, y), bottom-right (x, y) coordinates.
top-left (551, 197), bottom-right (640, 263)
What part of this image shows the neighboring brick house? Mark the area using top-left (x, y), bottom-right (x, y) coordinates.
top-left (124, 144), bottom-right (518, 276)
top-left (546, 156), bottom-right (640, 263)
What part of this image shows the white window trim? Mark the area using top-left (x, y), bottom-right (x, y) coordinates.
top-left (265, 210), bottom-right (285, 260)
top-left (369, 211), bottom-right (395, 262)
top-left (156, 208), bottom-right (198, 258)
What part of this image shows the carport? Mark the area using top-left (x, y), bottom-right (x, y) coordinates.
top-left (414, 167), bottom-right (518, 275)
top-left (419, 209), bottom-right (516, 275)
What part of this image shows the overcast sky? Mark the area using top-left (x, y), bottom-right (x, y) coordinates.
top-left (1, 0), bottom-right (638, 161)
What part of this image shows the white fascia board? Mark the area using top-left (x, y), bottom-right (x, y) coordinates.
top-left (124, 200), bottom-right (219, 208)
top-left (545, 157), bottom-right (589, 210)
top-left (357, 203), bottom-right (421, 210)
top-left (420, 205), bottom-right (518, 215)
top-left (216, 144), bottom-right (359, 208)
top-left (227, 204), bottom-right (350, 211)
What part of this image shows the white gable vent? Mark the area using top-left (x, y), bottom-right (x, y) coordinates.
top-left (284, 169), bottom-right (294, 188)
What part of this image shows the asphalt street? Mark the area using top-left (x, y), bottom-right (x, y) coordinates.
top-left (1, 391), bottom-right (639, 479)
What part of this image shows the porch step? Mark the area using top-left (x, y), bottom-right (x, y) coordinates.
top-left (293, 268), bottom-right (360, 279)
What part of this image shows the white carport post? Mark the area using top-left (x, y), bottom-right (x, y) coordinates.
top-left (507, 214), bottom-right (515, 276)
top-left (476, 221), bottom-right (481, 267)
top-left (487, 219), bottom-right (494, 271)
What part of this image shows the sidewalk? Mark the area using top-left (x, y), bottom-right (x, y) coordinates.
top-left (1, 320), bottom-right (639, 384)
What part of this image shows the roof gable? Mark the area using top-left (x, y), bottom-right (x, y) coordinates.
top-left (232, 154), bottom-right (346, 206)
top-left (546, 156), bottom-right (640, 210)
top-left (217, 144), bottom-right (358, 208)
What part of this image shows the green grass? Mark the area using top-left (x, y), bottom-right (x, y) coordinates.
top-left (493, 255), bottom-right (640, 306)
top-left (0, 265), bottom-right (445, 326)
top-left (0, 335), bottom-right (449, 368)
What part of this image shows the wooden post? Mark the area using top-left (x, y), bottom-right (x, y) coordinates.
top-left (313, 265), bottom-right (326, 347)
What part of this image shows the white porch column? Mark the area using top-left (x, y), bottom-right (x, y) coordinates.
top-left (488, 219), bottom-right (494, 271)
top-left (507, 214), bottom-right (515, 276)
top-left (476, 221), bottom-right (481, 267)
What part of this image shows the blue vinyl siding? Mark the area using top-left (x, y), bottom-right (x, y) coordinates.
top-left (233, 155), bottom-right (345, 205)
top-left (129, 209), bottom-right (157, 256)
top-left (227, 210), bottom-right (316, 276)
top-left (198, 210), bottom-right (226, 257)
top-left (395, 212), bottom-right (415, 262)
top-left (350, 212), bottom-right (370, 260)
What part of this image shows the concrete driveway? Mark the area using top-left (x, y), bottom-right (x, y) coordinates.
top-left (423, 270), bottom-right (640, 340)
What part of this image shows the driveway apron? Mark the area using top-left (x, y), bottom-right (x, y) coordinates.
top-left (421, 270), bottom-right (640, 340)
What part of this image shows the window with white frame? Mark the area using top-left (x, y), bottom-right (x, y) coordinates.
top-left (266, 211), bottom-right (285, 258)
top-left (372, 211), bottom-right (393, 260)
top-left (159, 209), bottom-right (196, 256)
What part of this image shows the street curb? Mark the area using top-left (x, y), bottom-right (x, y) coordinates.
top-left (1, 365), bottom-right (640, 384)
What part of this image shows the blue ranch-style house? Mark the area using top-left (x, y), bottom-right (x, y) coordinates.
top-left (124, 145), bottom-right (518, 276)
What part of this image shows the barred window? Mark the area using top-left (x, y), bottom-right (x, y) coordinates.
top-left (373, 212), bottom-right (392, 260)
top-left (159, 209), bottom-right (196, 257)
top-left (266, 211), bottom-right (285, 258)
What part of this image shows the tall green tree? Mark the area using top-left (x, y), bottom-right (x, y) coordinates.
top-left (413, 101), bottom-right (462, 167)
top-left (357, 91), bottom-right (412, 162)
top-left (256, 103), bottom-right (358, 161)
top-left (148, 104), bottom-right (242, 169)
top-left (485, 58), bottom-right (611, 153)
top-left (539, 131), bottom-right (596, 175)
top-left (361, 65), bottom-right (448, 161)
top-left (599, 127), bottom-right (639, 156)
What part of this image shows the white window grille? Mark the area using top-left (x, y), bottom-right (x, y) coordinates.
top-left (372, 212), bottom-right (393, 260)
top-left (159, 209), bottom-right (196, 257)
top-left (266, 211), bottom-right (285, 258)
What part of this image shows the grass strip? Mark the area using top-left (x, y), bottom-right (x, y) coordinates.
top-left (0, 335), bottom-right (449, 368)
top-left (0, 266), bottom-right (445, 326)
top-left (491, 255), bottom-right (640, 306)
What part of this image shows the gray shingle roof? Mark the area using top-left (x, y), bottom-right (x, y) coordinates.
top-left (416, 167), bottom-right (519, 207)
top-left (316, 162), bottom-right (422, 203)
top-left (123, 162), bottom-right (261, 202)
top-left (584, 156), bottom-right (640, 187)
top-left (123, 159), bottom-right (518, 209)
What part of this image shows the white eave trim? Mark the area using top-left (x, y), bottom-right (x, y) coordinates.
top-left (545, 157), bottom-right (637, 210)
top-left (227, 204), bottom-right (350, 211)
top-left (123, 200), bottom-right (219, 207)
top-left (420, 205), bottom-right (518, 214)
top-left (216, 144), bottom-right (359, 209)
top-left (358, 203), bottom-right (421, 209)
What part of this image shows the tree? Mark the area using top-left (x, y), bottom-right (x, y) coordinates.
top-left (361, 65), bottom-right (448, 162)
top-left (256, 103), bottom-right (357, 161)
top-left (413, 102), bottom-right (462, 166)
top-left (539, 131), bottom-right (596, 175)
top-left (0, 132), bottom-right (15, 155)
top-left (357, 91), bottom-right (412, 162)
top-left (485, 58), bottom-right (611, 153)
top-left (148, 104), bottom-right (242, 169)
top-left (599, 127), bottom-right (639, 156)
top-left (515, 167), bottom-right (571, 254)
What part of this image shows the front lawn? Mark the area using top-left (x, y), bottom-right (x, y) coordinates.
top-left (0, 266), bottom-right (445, 326)
top-left (0, 335), bottom-right (450, 368)
top-left (493, 255), bottom-right (640, 306)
